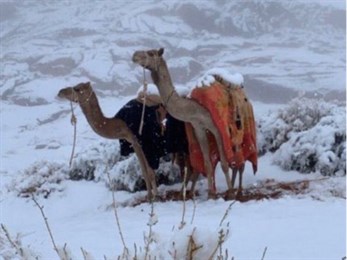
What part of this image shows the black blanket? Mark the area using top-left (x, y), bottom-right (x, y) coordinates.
top-left (116, 99), bottom-right (164, 169)
top-left (116, 99), bottom-right (189, 170)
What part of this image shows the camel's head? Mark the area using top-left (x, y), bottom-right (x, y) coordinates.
top-left (132, 48), bottom-right (164, 71)
top-left (58, 82), bottom-right (93, 103)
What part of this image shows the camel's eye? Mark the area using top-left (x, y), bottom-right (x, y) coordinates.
top-left (148, 52), bottom-right (154, 57)
top-left (74, 87), bottom-right (82, 93)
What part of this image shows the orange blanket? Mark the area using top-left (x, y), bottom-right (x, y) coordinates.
top-left (186, 81), bottom-right (257, 182)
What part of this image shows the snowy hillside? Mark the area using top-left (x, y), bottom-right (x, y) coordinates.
top-left (1, 1), bottom-right (346, 259)
top-left (1, 0), bottom-right (345, 101)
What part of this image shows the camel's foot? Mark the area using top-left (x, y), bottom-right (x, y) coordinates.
top-left (180, 189), bottom-right (194, 200)
top-left (146, 193), bottom-right (153, 202)
top-left (235, 189), bottom-right (243, 199)
top-left (146, 194), bottom-right (160, 203)
top-left (208, 191), bottom-right (217, 200)
top-left (224, 189), bottom-right (236, 200)
top-left (146, 190), bottom-right (159, 202)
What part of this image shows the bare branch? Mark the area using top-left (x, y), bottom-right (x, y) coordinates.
top-left (31, 195), bottom-right (60, 257)
top-left (219, 200), bottom-right (236, 227)
top-left (190, 192), bottom-right (197, 225)
top-left (261, 246), bottom-right (268, 260)
top-left (69, 100), bottom-right (77, 168)
top-left (144, 198), bottom-right (157, 260)
top-left (1, 224), bottom-right (24, 257)
top-left (186, 228), bottom-right (203, 259)
top-left (179, 167), bottom-right (188, 229)
top-left (106, 171), bottom-right (129, 256)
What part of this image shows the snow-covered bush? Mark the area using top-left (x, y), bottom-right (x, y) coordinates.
top-left (106, 154), bottom-right (145, 191)
top-left (258, 98), bottom-right (346, 175)
top-left (0, 225), bottom-right (38, 259)
top-left (8, 141), bottom-right (181, 198)
top-left (7, 161), bottom-right (68, 198)
top-left (70, 140), bottom-right (181, 192)
top-left (129, 224), bottom-right (230, 259)
top-left (69, 141), bottom-right (121, 181)
top-left (107, 155), bottom-right (181, 192)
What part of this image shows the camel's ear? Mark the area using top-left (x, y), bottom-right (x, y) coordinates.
top-left (158, 48), bottom-right (164, 56)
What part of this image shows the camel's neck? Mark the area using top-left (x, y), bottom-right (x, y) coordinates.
top-left (78, 92), bottom-right (122, 139)
top-left (151, 59), bottom-right (185, 117)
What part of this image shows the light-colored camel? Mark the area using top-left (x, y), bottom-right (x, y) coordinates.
top-left (132, 48), bottom-right (234, 198)
top-left (58, 82), bottom-right (157, 200)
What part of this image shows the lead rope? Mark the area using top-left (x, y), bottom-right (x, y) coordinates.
top-left (138, 68), bottom-right (147, 135)
top-left (69, 97), bottom-right (77, 168)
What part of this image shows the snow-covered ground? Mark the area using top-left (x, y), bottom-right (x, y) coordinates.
top-left (1, 1), bottom-right (346, 259)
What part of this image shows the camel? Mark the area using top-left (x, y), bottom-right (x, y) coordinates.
top-left (57, 82), bottom-right (158, 200)
top-left (132, 48), bottom-right (235, 198)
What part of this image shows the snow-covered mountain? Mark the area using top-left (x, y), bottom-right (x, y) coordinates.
top-left (1, 0), bottom-right (345, 105)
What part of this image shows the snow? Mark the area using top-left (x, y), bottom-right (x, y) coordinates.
top-left (1, 1), bottom-right (346, 259)
top-left (136, 83), bottom-right (190, 98)
top-left (136, 83), bottom-right (160, 96)
top-left (194, 68), bottom-right (244, 88)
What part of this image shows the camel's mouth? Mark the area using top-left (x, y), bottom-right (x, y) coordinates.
top-left (57, 89), bottom-right (66, 99)
top-left (57, 88), bottom-right (78, 103)
top-left (132, 51), bottom-right (147, 68)
top-left (132, 53), bottom-right (141, 64)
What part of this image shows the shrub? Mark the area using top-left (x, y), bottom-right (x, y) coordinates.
top-left (257, 97), bottom-right (346, 175)
top-left (7, 161), bottom-right (68, 198)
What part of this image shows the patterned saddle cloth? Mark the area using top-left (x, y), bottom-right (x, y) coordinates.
top-left (185, 80), bottom-right (258, 183)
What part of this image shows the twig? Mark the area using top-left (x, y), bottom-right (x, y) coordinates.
top-left (69, 100), bottom-right (77, 168)
top-left (219, 200), bottom-right (236, 226)
top-left (190, 192), bottom-right (197, 225)
top-left (1, 224), bottom-right (24, 256)
top-left (61, 243), bottom-right (71, 259)
top-left (168, 241), bottom-right (177, 259)
top-left (210, 199), bottom-right (235, 260)
top-left (144, 198), bottom-right (157, 260)
top-left (106, 171), bottom-right (129, 256)
top-left (261, 246), bottom-right (268, 260)
top-left (81, 247), bottom-right (87, 260)
top-left (225, 248), bottom-right (229, 260)
top-left (179, 167), bottom-right (188, 229)
top-left (31, 195), bottom-right (60, 258)
top-left (208, 226), bottom-right (229, 260)
top-left (133, 243), bottom-right (138, 260)
top-left (139, 68), bottom-right (148, 135)
top-left (81, 247), bottom-right (93, 260)
top-left (186, 228), bottom-right (203, 259)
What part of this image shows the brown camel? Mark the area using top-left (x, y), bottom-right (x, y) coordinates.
top-left (57, 82), bottom-right (157, 200)
top-left (132, 48), bottom-right (234, 198)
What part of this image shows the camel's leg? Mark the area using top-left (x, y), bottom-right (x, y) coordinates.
top-left (228, 167), bottom-right (238, 199)
top-left (145, 163), bottom-right (158, 198)
top-left (175, 152), bottom-right (186, 180)
top-left (237, 164), bottom-right (245, 196)
top-left (128, 137), bottom-right (155, 200)
top-left (193, 126), bottom-right (215, 199)
top-left (208, 124), bottom-right (232, 194)
top-left (181, 156), bottom-right (199, 197)
top-left (231, 167), bottom-right (237, 190)
top-left (178, 153), bottom-right (188, 191)
top-left (189, 170), bottom-right (199, 195)
top-left (184, 154), bottom-right (195, 193)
